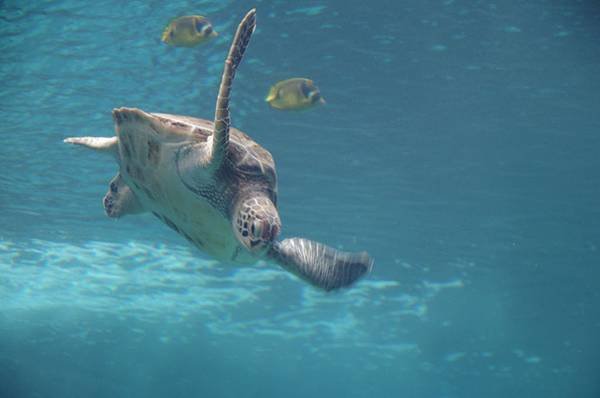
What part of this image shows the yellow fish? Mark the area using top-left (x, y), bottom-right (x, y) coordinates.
top-left (161, 15), bottom-right (218, 47)
top-left (265, 78), bottom-right (325, 110)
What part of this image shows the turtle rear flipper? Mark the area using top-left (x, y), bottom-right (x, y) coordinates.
top-left (269, 238), bottom-right (373, 291)
top-left (64, 136), bottom-right (119, 159)
top-left (103, 173), bottom-right (145, 218)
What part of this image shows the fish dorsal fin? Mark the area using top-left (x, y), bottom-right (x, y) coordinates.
top-left (210, 9), bottom-right (256, 169)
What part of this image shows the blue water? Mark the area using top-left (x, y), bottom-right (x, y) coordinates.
top-left (1, 0), bottom-right (599, 397)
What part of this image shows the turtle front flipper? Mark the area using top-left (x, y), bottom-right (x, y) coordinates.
top-left (210, 9), bottom-right (256, 169)
top-left (268, 238), bottom-right (374, 291)
top-left (103, 173), bottom-right (145, 218)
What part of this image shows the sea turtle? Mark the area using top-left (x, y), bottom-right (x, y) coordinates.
top-left (64, 9), bottom-right (373, 291)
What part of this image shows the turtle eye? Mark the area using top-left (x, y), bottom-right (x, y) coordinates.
top-left (203, 25), bottom-right (213, 36)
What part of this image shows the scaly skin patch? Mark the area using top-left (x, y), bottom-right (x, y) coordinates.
top-left (234, 196), bottom-right (280, 254)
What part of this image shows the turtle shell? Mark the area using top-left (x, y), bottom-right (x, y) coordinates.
top-left (112, 107), bottom-right (277, 263)
top-left (153, 112), bottom-right (277, 187)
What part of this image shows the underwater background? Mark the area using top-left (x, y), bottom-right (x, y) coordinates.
top-left (1, 0), bottom-right (599, 397)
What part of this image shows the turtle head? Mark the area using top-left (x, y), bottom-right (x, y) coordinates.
top-left (233, 195), bottom-right (281, 255)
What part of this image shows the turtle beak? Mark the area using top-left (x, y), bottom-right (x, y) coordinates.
top-left (259, 219), bottom-right (280, 242)
top-left (251, 219), bottom-right (277, 240)
top-left (246, 219), bottom-right (279, 252)
top-left (269, 223), bottom-right (280, 241)
top-left (261, 220), bottom-right (271, 239)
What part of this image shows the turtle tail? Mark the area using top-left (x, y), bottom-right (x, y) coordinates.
top-left (211, 9), bottom-right (257, 169)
